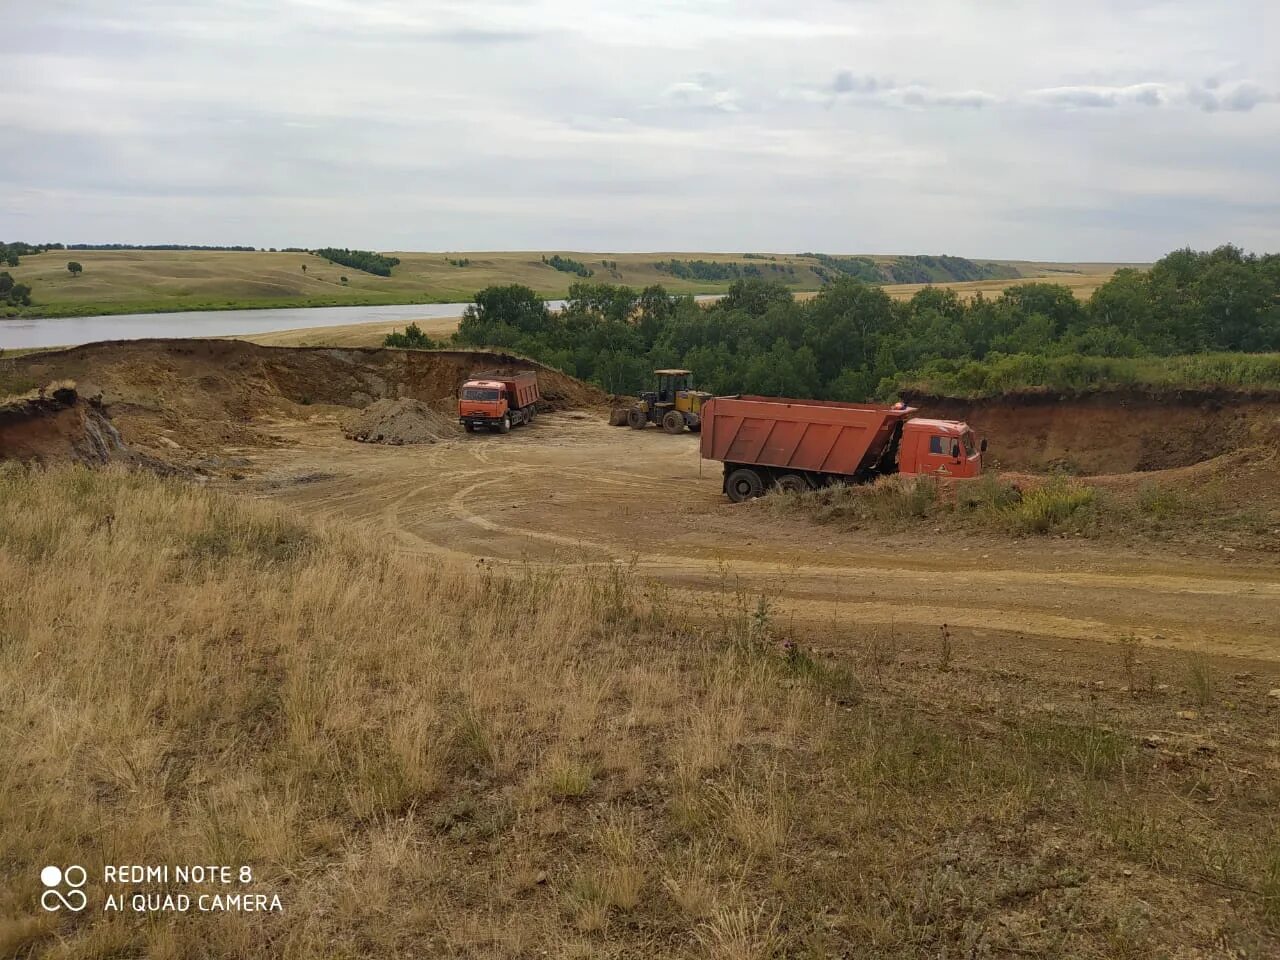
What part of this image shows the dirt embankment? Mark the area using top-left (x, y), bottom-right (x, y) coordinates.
top-left (906, 389), bottom-right (1280, 474)
top-left (0, 339), bottom-right (603, 462)
top-left (0, 385), bottom-right (126, 465)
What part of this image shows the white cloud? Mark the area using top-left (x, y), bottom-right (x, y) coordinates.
top-left (1, 0), bottom-right (1278, 259)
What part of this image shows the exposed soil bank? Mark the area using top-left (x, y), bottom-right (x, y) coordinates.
top-left (906, 389), bottom-right (1280, 474)
top-left (0, 386), bottom-right (126, 465)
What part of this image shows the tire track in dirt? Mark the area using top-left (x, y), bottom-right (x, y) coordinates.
top-left (243, 413), bottom-right (1280, 662)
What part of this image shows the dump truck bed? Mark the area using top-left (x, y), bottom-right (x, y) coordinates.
top-left (699, 396), bottom-right (918, 478)
top-left (466, 370), bottom-right (539, 409)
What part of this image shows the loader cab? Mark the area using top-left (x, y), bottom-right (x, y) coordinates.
top-left (899, 418), bottom-right (984, 479)
top-left (653, 369), bottom-right (711, 417)
top-left (654, 369), bottom-right (692, 405)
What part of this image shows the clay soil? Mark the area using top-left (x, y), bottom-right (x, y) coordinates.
top-left (239, 411), bottom-right (1278, 667)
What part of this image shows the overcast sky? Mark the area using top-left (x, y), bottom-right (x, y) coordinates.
top-left (2, 0), bottom-right (1278, 260)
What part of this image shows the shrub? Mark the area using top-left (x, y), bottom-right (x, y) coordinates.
top-left (1000, 478), bottom-right (1096, 535)
top-left (383, 322), bottom-right (435, 350)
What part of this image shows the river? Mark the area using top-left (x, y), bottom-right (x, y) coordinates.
top-left (0, 301), bottom-right (568, 351)
top-left (1, 295), bottom-right (726, 351)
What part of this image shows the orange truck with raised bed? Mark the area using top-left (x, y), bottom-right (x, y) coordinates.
top-left (699, 395), bottom-right (985, 501)
top-left (458, 370), bottom-right (540, 434)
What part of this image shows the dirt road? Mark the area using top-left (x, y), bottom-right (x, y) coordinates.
top-left (245, 412), bottom-right (1279, 670)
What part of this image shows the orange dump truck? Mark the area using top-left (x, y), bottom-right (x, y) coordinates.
top-left (699, 395), bottom-right (985, 501)
top-left (458, 370), bottom-right (540, 434)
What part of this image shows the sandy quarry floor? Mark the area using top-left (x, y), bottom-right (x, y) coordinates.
top-left (239, 412), bottom-right (1279, 678)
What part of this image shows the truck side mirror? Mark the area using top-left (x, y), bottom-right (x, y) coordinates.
top-left (980, 438), bottom-right (988, 453)
top-left (950, 441), bottom-right (960, 458)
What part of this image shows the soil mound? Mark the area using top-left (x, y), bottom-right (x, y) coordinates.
top-left (904, 388), bottom-right (1280, 474)
top-left (343, 398), bottom-right (462, 444)
top-left (0, 384), bottom-right (126, 465)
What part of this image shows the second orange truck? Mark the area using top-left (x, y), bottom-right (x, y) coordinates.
top-left (699, 395), bottom-right (984, 501)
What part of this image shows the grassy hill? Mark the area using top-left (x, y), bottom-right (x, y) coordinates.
top-left (4, 249), bottom-right (1136, 318)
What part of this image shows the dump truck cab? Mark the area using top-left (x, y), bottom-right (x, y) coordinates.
top-left (629, 369), bottom-right (713, 433)
top-left (898, 418), bottom-right (984, 479)
top-left (459, 379), bottom-right (510, 422)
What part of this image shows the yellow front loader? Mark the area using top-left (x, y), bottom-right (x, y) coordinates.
top-left (614, 369), bottom-right (712, 434)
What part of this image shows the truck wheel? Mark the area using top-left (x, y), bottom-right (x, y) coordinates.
top-left (726, 468), bottom-right (764, 503)
top-left (499, 415), bottom-right (511, 434)
top-left (662, 410), bottom-right (685, 434)
top-left (775, 473), bottom-right (810, 493)
top-left (627, 407), bottom-right (648, 430)
top-left (527, 406), bottom-right (536, 423)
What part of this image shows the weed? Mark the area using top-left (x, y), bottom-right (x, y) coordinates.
top-left (695, 904), bottom-right (781, 960)
top-left (1023, 720), bottom-right (1130, 780)
top-left (1137, 483), bottom-right (1183, 519)
top-left (709, 776), bottom-right (789, 859)
top-left (1001, 478), bottom-right (1096, 535)
top-left (1185, 653), bottom-right (1215, 708)
top-left (1119, 633), bottom-right (1142, 695)
top-left (938, 623), bottom-right (953, 671)
top-left (545, 753), bottom-right (595, 800)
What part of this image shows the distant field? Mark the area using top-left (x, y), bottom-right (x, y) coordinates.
top-left (882, 271), bottom-right (1117, 302)
top-left (4, 249), bottom-right (1139, 318)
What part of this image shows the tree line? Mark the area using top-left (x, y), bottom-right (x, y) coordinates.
top-left (444, 245), bottom-right (1280, 398)
top-left (543, 254), bottom-right (593, 277)
top-left (313, 248), bottom-right (401, 277)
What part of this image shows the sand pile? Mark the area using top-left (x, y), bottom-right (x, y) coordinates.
top-left (343, 398), bottom-right (462, 445)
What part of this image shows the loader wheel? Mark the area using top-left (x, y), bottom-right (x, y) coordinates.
top-left (499, 415), bottom-right (511, 434)
top-left (726, 468), bottom-right (765, 503)
top-left (627, 407), bottom-right (648, 430)
top-left (662, 410), bottom-right (685, 434)
top-left (775, 473), bottom-right (810, 493)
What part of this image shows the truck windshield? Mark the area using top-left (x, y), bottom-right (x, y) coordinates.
top-left (962, 431), bottom-right (976, 456)
top-left (462, 388), bottom-right (500, 401)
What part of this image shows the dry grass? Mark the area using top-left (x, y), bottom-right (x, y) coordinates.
top-left (2, 464), bottom-right (1278, 957)
top-left (770, 467), bottom-right (1280, 550)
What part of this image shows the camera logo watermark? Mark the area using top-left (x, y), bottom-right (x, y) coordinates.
top-left (41, 865), bottom-right (88, 912)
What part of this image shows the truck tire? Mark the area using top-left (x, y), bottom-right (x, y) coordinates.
top-left (775, 473), bottom-right (810, 493)
top-left (662, 410), bottom-right (685, 434)
top-left (499, 415), bottom-right (511, 434)
top-left (726, 468), bottom-right (765, 503)
top-left (627, 407), bottom-right (648, 430)
top-left (527, 406), bottom-right (537, 423)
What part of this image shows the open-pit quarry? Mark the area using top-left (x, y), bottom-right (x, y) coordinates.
top-left (4, 338), bottom-right (1277, 669)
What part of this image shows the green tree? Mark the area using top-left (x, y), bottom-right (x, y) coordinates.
top-left (0, 271), bottom-right (32, 307)
top-left (67, 261), bottom-right (83, 276)
top-left (458, 285), bottom-right (550, 343)
top-left (382, 323), bottom-right (435, 350)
